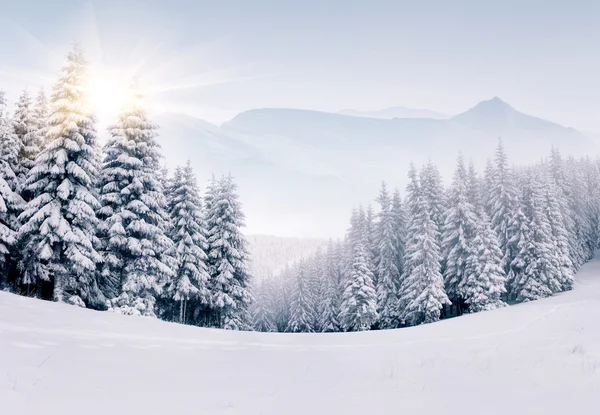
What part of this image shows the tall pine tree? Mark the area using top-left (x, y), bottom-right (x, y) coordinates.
top-left (18, 46), bottom-right (103, 307)
top-left (441, 154), bottom-right (478, 309)
top-left (98, 81), bottom-right (175, 316)
top-left (375, 182), bottom-right (401, 329)
top-left (399, 163), bottom-right (450, 325)
top-left (205, 175), bottom-right (253, 330)
top-left (463, 209), bottom-right (507, 312)
top-left (339, 208), bottom-right (378, 331)
top-left (12, 89), bottom-right (40, 191)
top-left (166, 161), bottom-right (211, 323)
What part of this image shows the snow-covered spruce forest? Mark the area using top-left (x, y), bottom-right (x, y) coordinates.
top-left (254, 144), bottom-right (600, 332)
top-left (0, 47), bottom-right (253, 329)
top-left (1, 46), bottom-right (599, 335)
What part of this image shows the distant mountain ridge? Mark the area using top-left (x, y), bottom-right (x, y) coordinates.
top-left (339, 106), bottom-right (449, 119)
top-left (155, 97), bottom-right (598, 237)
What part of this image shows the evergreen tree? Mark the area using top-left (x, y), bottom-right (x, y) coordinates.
top-left (399, 163), bottom-right (450, 325)
top-left (205, 175), bottom-right (253, 330)
top-left (466, 159), bottom-right (482, 211)
top-left (0, 91), bottom-right (24, 292)
top-left (12, 89), bottom-right (40, 190)
top-left (159, 164), bottom-right (171, 201)
top-left (166, 161), bottom-right (211, 323)
top-left (320, 239), bottom-right (344, 332)
top-left (399, 191), bottom-right (450, 326)
top-left (33, 88), bottom-right (49, 151)
top-left (541, 164), bottom-right (574, 291)
top-left (273, 266), bottom-right (293, 332)
top-left (420, 160), bottom-right (446, 240)
top-left (505, 195), bottom-right (530, 299)
top-left (488, 139), bottom-right (519, 272)
top-left (0, 92), bottom-right (20, 182)
top-left (401, 163), bottom-right (421, 283)
top-left (549, 148), bottom-right (581, 269)
top-left (339, 208), bottom-right (378, 331)
top-left (515, 169), bottom-right (561, 302)
top-left (390, 188), bottom-right (406, 278)
top-left (18, 46), bottom-right (103, 307)
top-left (375, 182), bottom-right (401, 329)
top-left (482, 158), bottom-right (495, 215)
top-left (98, 81), bottom-right (175, 316)
top-left (364, 204), bottom-right (378, 283)
top-left (253, 280), bottom-right (276, 332)
top-left (463, 209), bottom-right (507, 312)
top-left (0, 152), bottom-right (24, 290)
top-left (286, 261), bottom-right (314, 332)
top-left (307, 248), bottom-right (326, 331)
top-left (339, 239), bottom-right (379, 331)
top-left (441, 154), bottom-right (479, 307)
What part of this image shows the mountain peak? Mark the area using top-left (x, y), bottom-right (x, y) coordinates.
top-left (472, 96), bottom-right (514, 112)
top-left (452, 97), bottom-right (517, 127)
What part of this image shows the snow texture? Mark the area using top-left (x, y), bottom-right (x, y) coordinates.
top-left (1, 254), bottom-right (599, 414)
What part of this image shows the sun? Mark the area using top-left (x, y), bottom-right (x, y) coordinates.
top-left (86, 66), bottom-right (152, 129)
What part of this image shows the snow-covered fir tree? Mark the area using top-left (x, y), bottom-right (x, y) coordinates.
top-left (399, 167), bottom-right (450, 326)
top-left (441, 154), bottom-right (478, 309)
top-left (487, 139), bottom-right (519, 273)
top-left (0, 92), bottom-right (21, 183)
top-left (18, 46), bottom-right (103, 307)
top-left (33, 88), bottom-right (49, 151)
top-left (253, 280), bottom-right (277, 332)
top-left (375, 182), bottom-right (401, 329)
top-left (0, 91), bottom-right (24, 291)
top-left (320, 240), bottom-right (343, 332)
top-left (420, 160), bottom-right (446, 241)
top-left (390, 188), bottom-right (406, 278)
top-left (286, 261), bottom-right (314, 332)
top-left (165, 161), bottom-right (211, 324)
top-left (205, 175), bottom-right (253, 330)
top-left (272, 266), bottom-right (293, 332)
top-left (466, 159), bottom-right (482, 211)
top-left (548, 148), bottom-right (580, 268)
top-left (541, 164), bottom-right (574, 292)
top-left (463, 208), bottom-right (507, 312)
top-left (364, 204), bottom-right (378, 284)
top-left (339, 208), bottom-right (379, 331)
top-left (515, 169), bottom-right (562, 301)
top-left (0, 171), bottom-right (23, 285)
top-left (306, 248), bottom-right (325, 331)
top-left (12, 89), bottom-right (40, 191)
top-left (504, 194), bottom-right (530, 299)
top-left (97, 81), bottom-right (175, 316)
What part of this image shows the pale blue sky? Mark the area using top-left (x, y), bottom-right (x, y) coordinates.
top-left (1, 0), bottom-right (599, 131)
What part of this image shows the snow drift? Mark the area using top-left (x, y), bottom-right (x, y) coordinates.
top-left (1, 256), bottom-right (599, 414)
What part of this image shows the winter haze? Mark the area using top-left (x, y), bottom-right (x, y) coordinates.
top-left (1, 1), bottom-right (600, 236)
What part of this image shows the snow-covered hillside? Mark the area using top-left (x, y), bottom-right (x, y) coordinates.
top-left (2, 257), bottom-right (599, 414)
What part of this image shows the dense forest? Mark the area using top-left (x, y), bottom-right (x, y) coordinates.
top-left (0, 47), bottom-right (253, 330)
top-left (252, 144), bottom-right (599, 332)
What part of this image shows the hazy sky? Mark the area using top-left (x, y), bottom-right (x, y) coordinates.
top-left (1, 0), bottom-right (599, 132)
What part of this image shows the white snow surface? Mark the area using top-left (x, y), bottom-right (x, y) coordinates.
top-left (2, 258), bottom-right (600, 414)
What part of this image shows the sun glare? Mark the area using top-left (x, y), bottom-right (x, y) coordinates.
top-left (87, 66), bottom-right (152, 128)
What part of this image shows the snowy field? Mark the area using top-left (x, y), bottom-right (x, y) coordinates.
top-left (1, 261), bottom-right (599, 414)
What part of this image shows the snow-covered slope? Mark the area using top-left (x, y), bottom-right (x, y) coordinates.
top-left (2, 258), bottom-right (600, 414)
